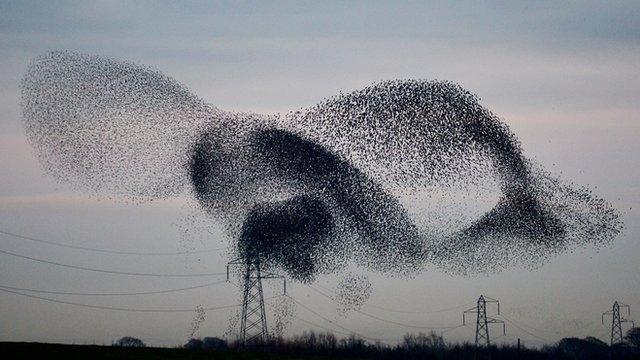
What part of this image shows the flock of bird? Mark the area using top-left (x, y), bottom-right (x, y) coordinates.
top-left (21, 50), bottom-right (622, 288)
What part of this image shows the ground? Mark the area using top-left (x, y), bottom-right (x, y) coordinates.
top-left (0, 342), bottom-right (338, 360)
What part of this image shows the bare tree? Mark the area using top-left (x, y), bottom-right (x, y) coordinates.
top-left (402, 331), bottom-right (446, 350)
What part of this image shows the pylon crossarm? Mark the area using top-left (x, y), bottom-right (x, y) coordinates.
top-left (259, 271), bottom-right (280, 277)
top-left (260, 276), bottom-right (280, 280)
top-left (463, 308), bottom-right (477, 325)
top-left (483, 296), bottom-right (500, 314)
top-left (602, 310), bottom-right (613, 324)
top-left (257, 273), bottom-right (287, 295)
top-left (226, 258), bottom-right (248, 281)
top-left (486, 319), bottom-right (506, 335)
top-left (621, 319), bottom-right (634, 326)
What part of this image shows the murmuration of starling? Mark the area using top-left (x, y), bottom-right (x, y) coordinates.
top-left (21, 50), bottom-right (623, 280)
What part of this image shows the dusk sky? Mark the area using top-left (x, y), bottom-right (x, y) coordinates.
top-left (1, 1), bottom-right (639, 347)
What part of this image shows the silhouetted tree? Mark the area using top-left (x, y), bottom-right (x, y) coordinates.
top-left (318, 331), bottom-right (337, 350)
top-left (202, 337), bottom-right (228, 350)
top-left (402, 331), bottom-right (446, 351)
top-left (625, 327), bottom-right (640, 348)
top-left (584, 336), bottom-right (607, 347)
top-left (556, 337), bottom-right (607, 360)
top-left (293, 330), bottom-right (318, 350)
top-left (184, 338), bottom-right (203, 349)
top-left (113, 336), bottom-right (145, 347)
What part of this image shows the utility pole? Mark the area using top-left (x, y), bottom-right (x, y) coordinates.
top-left (227, 258), bottom-right (286, 345)
top-left (602, 301), bottom-right (634, 346)
top-left (463, 295), bottom-right (505, 347)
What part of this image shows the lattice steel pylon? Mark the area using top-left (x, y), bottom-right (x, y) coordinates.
top-left (227, 258), bottom-right (286, 345)
top-left (463, 295), bottom-right (505, 347)
top-left (602, 301), bottom-right (634, 346)
top-left (240, 260), bottom-right (267, 344)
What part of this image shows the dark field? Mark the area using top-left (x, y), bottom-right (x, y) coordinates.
top-left (3, 338), bottom-right (640, 360)
top-left (0, 342), bottom-right (335, 360)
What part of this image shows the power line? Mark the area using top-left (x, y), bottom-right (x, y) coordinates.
top-left (0, 229), bottom-right (224, 255)
top-left (288, 294), bottom-right (400, 343)
top-left (500, 312), bottom-right (564, 337)
top-left (312, 283), bottom-right (334, 293)
top-left (306, 283), bottom-right (338, 300)
top-left (0, 287), bottom-right (240, 313)
top-left (355, 307), bottom-right (459, 330)
top-left (306, 284), bottom-right (458, 330)
top-left (365, 302), bottom-right (473, 315)
top-left (293, 315), bottom-right (402, 343)
top-left (0, 248), bottom-right (226, 277)
top-left (499, 315), bottom-right (550, 343)
top-left (0, 279), bottom-right (228, 296)
top-left (502, 320), bottom-right (549, 343)
top-left (500, 311), bottom-right (566, 335)
top-left (287, 294), bottom-right (362, 336)
top-left (293, 315), bottom-right (354, 337)
top-left (440, 325), bottom-right (465, 335)
top-left (311, 283), bottom-right (472, 315)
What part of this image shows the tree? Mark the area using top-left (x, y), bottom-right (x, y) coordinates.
top-left (625, 327), bottom-right (640, 348)
top-left (203, 337), bottom-right (228, 350)
top-left (317, 332), bottom-right (337, 350)
top-left (584, 336), bottom-right (607, 347)
top-left (184, 338), bottom-right (203, 349)
top-left (113, 336), bottom-right (145, 347)
top-left (556, 337), bottom-right (606, 360)
top-left (339, 334), bottom-right (367, 353)
top-left (402, 331), bottom-right (446, 350)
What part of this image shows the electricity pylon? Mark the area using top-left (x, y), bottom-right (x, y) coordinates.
top-left (602, 301), bottom-right (634, 346)
top-left (227, 258), bottom-right (286, 345)
top-left (463, 295), bottom-right (505, 347)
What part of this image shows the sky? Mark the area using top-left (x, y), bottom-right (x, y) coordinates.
top-left (1, 0), bottom-right (639, 347)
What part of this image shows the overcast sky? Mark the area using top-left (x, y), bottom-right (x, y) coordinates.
top-left (1, 0), bottom-right (639, 347)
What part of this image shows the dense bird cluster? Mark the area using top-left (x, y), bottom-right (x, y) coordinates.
top-left (336, 274), bottom-right (372, 314)
top-left (21, 50), bottom-right (622, 281)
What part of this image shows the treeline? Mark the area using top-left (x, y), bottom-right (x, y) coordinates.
top-left (115, 327), bottom-right (640, 360)
top-left (235, 330), bottom-right (638, 360)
